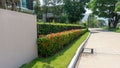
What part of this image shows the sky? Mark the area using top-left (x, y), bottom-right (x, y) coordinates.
top-left (82, 9), bottom-right (92, 22)
top-left (39, 0), bottom-right (43, 5)
top-left (82, 9), bottom-right (108, 24)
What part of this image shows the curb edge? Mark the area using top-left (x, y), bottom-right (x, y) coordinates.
top-left (68, 32), bottom-right (91, 68)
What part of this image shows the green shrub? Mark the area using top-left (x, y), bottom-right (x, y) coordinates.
top-left (59, 15), bottom-right (68, 23)
top-left (37, 29), bottom-right (87, 57)
top-left (37, 23), bottom-right (85, 35)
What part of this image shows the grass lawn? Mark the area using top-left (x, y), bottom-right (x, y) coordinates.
top-left (108, 28), bottom-right (120, 33)
top-left (103, 27), bottom-right (120, 33)
top-left (115, 29), bottom-right (120, 33)
top-left (20, 32), bottom-right (89, 68)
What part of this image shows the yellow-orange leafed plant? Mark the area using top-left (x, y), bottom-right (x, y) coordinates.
top-left (37, 29), bottom-right (86, 57)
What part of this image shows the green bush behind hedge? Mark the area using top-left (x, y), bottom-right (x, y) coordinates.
top-left (37, 23), bottom-right (85, 35)
top-left (37, 29), bottom-right (87, 57)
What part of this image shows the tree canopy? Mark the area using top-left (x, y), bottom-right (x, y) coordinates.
top-left (88, 0), bottom-right (118, 18)
top-left (88, 14), bottom-right (99, 28)
top-left (115, 1), bottom-right (120, 12)
top-left (34, 0), bottom-right (42, 20)
top-left (88, 0), bottom-right (120, 28)
top-left (64, 0), bottom-right (89, 23)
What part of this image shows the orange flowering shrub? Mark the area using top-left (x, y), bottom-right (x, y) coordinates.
top-left (37, 29), bottom-right (87, 57)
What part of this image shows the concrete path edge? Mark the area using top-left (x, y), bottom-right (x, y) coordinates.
top-left (67, 32), bottom-right (91, 68)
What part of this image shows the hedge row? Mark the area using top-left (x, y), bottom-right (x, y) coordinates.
top-left (37, 29), bottom-right (87, 57)
top-left (37, 23), bottom-right (85, 35)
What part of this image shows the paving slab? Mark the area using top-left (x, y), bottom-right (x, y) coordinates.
top-left (76, 28), bottom-right (120, 68)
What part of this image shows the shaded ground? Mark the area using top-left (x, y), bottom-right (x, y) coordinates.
top-left (76, 28), bottom-right (120, 68)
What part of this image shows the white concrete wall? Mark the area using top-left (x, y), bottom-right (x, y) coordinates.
top-left (0, 9), bottom-right (38, 68)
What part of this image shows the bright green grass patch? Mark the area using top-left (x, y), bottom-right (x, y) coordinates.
top-left (20, 32), bottom-right (89, 68)
top-left (116, 29), bottom-right (120, 33)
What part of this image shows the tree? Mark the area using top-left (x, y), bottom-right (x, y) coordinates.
top-left (88, 14), bottom-right (99, 28)
top-left (115, 1), bottom-right (120, 12)
top-left (42, 0), bottom-right (63, 22)
top-left (0, 0), bottom-right (7, 9)
top-left (48, 0), bottom-right (63, 22)
top-left (0, 0), bottom-right (20, 11)
top-left (63, 0), bottom-right (89, 23)
top-left (98, 20), bottom-right (106, 27)
top-left (34, 0), bottom-right (42, 20)
top-left (10, 0), bottom-right (20, 11)
top-left (88, 0), bottom-right (119, 28)
top-left (42, 0), bottom-right (50, 22)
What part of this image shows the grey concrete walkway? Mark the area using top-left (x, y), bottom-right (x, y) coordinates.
top-left (76, 28), bottom-right (120, 68)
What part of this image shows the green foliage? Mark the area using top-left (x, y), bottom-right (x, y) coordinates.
top-left (37, 29), bottom-right (87, 57)
top-left (34, 0), bottom-right (42, 20)
top-left (115, 1), bottom-right (120, 12)
top-left (88, 0), bottom-right (118, 18)
top-left (88, 0), bottom-right (120, 28)
top-left (58, 14), bottom-right (68, 23)
top-left (64, 0), bottom-right (89, 23)
top-left (98, 20), bottom-right (106, 27)
top-left (87, 14), bottom-right (100, 28)
top-left (48, 0), bottom-right (63, 21)
top-left (42, 0), bottom-right (64, 22)
top-left (37, 23), bottom-right (85, 35)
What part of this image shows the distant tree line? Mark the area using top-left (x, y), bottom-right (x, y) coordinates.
top-left (34, 0), bottom-right (90, 23)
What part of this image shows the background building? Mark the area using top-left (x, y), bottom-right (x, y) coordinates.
top-left (21, 0), bottom-right (34, 10)
top-left (26, 0), bottom-right (34, 10)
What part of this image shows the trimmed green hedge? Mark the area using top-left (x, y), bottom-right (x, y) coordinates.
top-left (37, 23), bottom-right (85, 35)
top-left (37, 29), bottom-right (87, 57)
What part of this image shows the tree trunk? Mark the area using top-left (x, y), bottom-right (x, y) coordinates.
top-left (1, 0), bottom-right (7, 9)
top-left (17, 0), bottom-right (21, 11)
top-left (53, 0), bottom-right (56, 22)
top-left (11, 0), bottom-right (16, 11)
top-left (113, 20), bottom-right (118, 28)
top-left (43, 0), bottom-right (48, 23)
top-left (108, 13), bottom-right (120, 29)
top-left (113, 14), bottom-right (119, 28)
top-left (108, 22), bottom-right (112, 29)
top-left (45, 7), bottom-right (47, 22)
